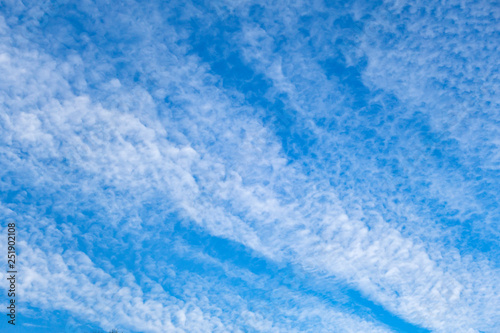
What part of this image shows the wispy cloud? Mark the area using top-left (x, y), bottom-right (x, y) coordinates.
top-left (0, 0), bottom-right (498, 332)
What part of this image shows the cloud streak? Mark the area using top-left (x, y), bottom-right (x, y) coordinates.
top-left (0, 0), bottom-right (498, 332)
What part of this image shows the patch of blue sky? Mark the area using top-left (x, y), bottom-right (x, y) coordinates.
top-left (0, 0), bottom-right (498, 332)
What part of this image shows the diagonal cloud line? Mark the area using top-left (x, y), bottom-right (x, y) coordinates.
top-left (0, 0), bottom-right (498, 332)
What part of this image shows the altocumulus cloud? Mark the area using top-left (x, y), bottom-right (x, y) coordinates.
top-left (0, 0), bottom-right (498, 332)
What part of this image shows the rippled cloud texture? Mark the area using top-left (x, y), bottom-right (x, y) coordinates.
top-left (0, 0), bottom-right (498, 332)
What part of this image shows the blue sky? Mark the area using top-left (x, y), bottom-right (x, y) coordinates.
top-left (0, 0), bottom-right (498, 332)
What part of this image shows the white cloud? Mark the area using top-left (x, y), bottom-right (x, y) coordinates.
top-left (0, 1), bottom-right (498, 332)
